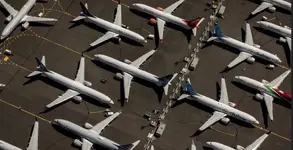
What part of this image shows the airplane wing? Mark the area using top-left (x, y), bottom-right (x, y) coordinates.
top-left (163, 0), bottom-right (185, 14)
top-left (227, 52), bottom-right (252, 68)
top-left (157, 18), bottom-right (166, 41)
top-left (91, 112), bottom-right (121, 134)
top-left (245, 23), bottom-right (254, 46)
top-left (130, 50), bottom-right (156, 68)
top-left (269, 69), bottom-right (291, 88)
top-left (245, 132), bottom-right (269, 150)
top-left (90, 31), bottom-right (119, 47)
top-left (75, 57), bottom-right (85, 83)
top-left (46, 89), bottom-right (80, 108)
top-left (113, 4), bottom-right (122, 26)
top-left (251, 2), bottom-right (273, 15)
top-left (123, 72), bottom-right (133, 101)
top-left (199, 111), bottom-right (227, 131)
top-left (219, 76), bottom-right (229, 105)
top-left (81, 138), bottom-right (93, 150)
top-left (0, 0), bottom-right (18, 16)
top-left (286, 37), bottom-right (291, 51)
top-left (21, 15), bottom-right (57, 22)
top-left (263, 93), bottom-right (274, 121)
top-left (26, 121), bottom-right (39, 150)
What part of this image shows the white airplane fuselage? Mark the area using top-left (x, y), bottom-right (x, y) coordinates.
top-left (1, 0), bottom-right (36, 40)
top-left (219, 36), bottom-right (281, 64)
top-left (264, 0), bottom-right (291, 11)
top-left (84, 15), bottom-right (146, 43)
top-left (96, 55), bottom-right (164, 86)
top-left (188, 94), bottom-right (259, 124)
top-left (234, 76), bottom-right (291, 102)
top-left (206, 142), bottom-right (235, 150)
top-left (54, 119), bottom-right (119, 150)
top-left (257, 21), bottom-right (291, 38)
top-left (132, 3), bottom-right (190, 30)
top-left (0, 140), bottom-right (22, 150)
top-left (42, 70), bottom-right (112, 104)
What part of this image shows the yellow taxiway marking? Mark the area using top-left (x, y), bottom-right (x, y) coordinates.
top-left (112, 0), bottom-right (130, 8)
top-left (4, 56), bottom-right (9, 61)
top-left (88, 109), bottom-right (107, 114)
top-left (0, 98), bottom-right (51, 124)
top-left (39, 36), bottom-right (93, 60)
top-left (210, 126), bottom-right (236, 137)
top-left (254, 125), bottom-right (291, 142)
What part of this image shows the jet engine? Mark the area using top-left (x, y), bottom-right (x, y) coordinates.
top-left (253, 44), bottom-right (260, 48)
top-left (115, 73), bottom-right (123, 80)
top-left (73, 139), bottom-right (82, 147)
top-left (221, 117), bottom-right (230, 124)
top-left (268, 6), bottom-right (276, 12)
top-left (149, 18), bottom-right (157, 25)
top-left (236, 145), bottom-right (245, 150)
top-left (124, 59), bottom-right (132, 64)
top-left (5, 15), bottom-right (12, 22)
top-left (72, 96), bottom-right (82, 103)
top-left (22, 22), bottom-right (29, 29)
top-left (83, 81), bottom-right (92, 87)
top-left (278, 37), bottom-right (286, 43)
top-left (228, 102), bottom-right (237, 108)
top-left (122, 24), bottom-right (129, 29)
top-left (84, 122), bottom-right (93, 129)
top-left (157, 7), bottom-right (164, 11)
top-left (261, 79), bottom-right (269, 84)
top-left (113, 36), bottom-right (121, 44)
top-left (255, 93), bottom-right (264, 101)
top-left (246, 57), bottom-right (255, 64)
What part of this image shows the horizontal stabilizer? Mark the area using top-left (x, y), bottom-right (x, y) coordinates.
top-left (161, 73), bottom-right (178, 95)
top-left (72, 16), bottom-right (86, 22)
top-left (177, 94), bottom-right (190, 101)
top-left (206, 36), bottom-right (218, 42)
top-left (27, 71), bottom-right (42, 78)
top-left (118, 140), bottom-right (140, 150)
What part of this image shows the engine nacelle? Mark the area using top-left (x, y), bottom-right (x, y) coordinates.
top-left (278, 37), bottom-right (286, 43)
top-left (114, 73), bottom-right (123, 80)
top-left (72, 96), bottom-right (82, 103)
top-left (228, 102), bottom-right (237, 108)
top-left (84, 122), bottom-right (93, 129)
top-left (261, 79), bottom-right (269, 84)
top-left (6, 15), bottom-right (12, 22)
top-left (221, 117), bottom-right (230, 124)
top-left (253, 44), bottom-right (260, 48)
top-left (268, 6), bottom-right (276, 12)
top-left (157, 7), bottom-right (164, 11)
top-left (113, 36), bottom-right (121, 43)
top-left (73, 139), bottom-right (82, 147)
top-left (149, 18), bottom-right (157, 25)
top-left (246, 57), bottom-right (255, 64)
top-left (236, 145), bottom-right (245, 150)
top-left (22, 22), bottom-right (29, 29)
top-left (255, 93), bottom-right (264, 101)
top-left (124, 59), bottom-right (132, 64)
top-left (83, 81), bottom-right (92, 87)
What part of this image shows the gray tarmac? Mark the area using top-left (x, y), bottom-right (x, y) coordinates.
top-left (0, 0), bottom-right (291, 150)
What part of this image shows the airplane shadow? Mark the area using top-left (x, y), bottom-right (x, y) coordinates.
top-left (92, 60), bottom-right (164, 105)
top-left (202, 146), bottom-right (214, 150)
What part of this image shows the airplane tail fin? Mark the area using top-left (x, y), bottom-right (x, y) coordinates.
top-left (177, 78), bottom-right (197, 101)
top-left (185, 17), bottom-right (205, 36)
top-left (206, 23), bottom-right (224, 42)
top-left (159, 73), bottom-right (178, 95)
top-left (118, 140), bottom-right (140, 150)
top-left (27, 56), bottom-right (47, 78)
top-left (72, 2), bottom-right (92, 22)
top-left (214, 23), bottom-right (224, 38)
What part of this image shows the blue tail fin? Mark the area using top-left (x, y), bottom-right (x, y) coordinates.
top-left (214, 23), bottom-right (224, 38)
top-left (182, 78), bottom-right (196, 95)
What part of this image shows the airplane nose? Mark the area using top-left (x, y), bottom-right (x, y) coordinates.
top-left (206, 142), bottom-right (212, 145)
top-left (234, 76), bottom-right (240, 81)
top-left (52, 119), bottom-right (59, 125)
top-left (109, 100), bottom-right (114, 104)
top-left (256, 21), bottom-right (262, 24)
top-left (254, 120), bottom-right (259, 124)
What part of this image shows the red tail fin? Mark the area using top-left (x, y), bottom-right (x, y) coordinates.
top-left (185, 17), bottom-right (205, 28)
